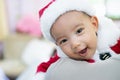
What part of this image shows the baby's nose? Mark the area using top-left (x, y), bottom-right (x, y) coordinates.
top-left (70, 37), bottom-right (80, 49)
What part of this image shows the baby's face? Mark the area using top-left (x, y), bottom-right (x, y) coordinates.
top-left (51, 11), bottom-right (98, 60)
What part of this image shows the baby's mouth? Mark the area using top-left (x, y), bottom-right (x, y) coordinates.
top-left (78, 47), bottom-right (88, 57)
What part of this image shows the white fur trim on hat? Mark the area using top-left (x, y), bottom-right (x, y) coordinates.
top-left (41, 0), bottom-right (95, 42)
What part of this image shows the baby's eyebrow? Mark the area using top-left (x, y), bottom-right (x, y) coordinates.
top-left (75, 23), bottom-right (83, 27)
top-left (56, 36), bottom-right (65, 42)
top-left (72, 23), bottom-right (83, 30)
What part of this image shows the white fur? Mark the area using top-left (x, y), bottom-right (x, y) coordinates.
top-left (33, 72), bottom-right (46, 80)
top-left (97, 16), bottom-right (120, 52)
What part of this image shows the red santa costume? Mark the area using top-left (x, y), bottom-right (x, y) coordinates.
top-left (35, 0), bottom-right (120, 80)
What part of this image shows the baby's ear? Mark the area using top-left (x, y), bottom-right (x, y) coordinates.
top-left (91, 16), bottom-right (98, 31)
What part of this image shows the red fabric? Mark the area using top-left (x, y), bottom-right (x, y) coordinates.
top-left (85, 59), bottom-right (95, 63)
top-left (39, 0), bottom-right (55, 18)
top-left (37, 53), bottom-right (59, 73)
top-left (111, 39), bottom-right (120, 54)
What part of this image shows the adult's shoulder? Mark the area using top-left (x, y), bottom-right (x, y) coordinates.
top-left (45, 57), bottom-right (120, 80)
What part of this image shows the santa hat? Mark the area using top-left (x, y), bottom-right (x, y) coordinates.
top-left (39, 0), bottom-right (120, 57)
top-left (40, 0), bottom-right (95, 42)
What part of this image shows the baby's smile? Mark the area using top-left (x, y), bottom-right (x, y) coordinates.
top-left (77, 47), bottom-right (88, 57)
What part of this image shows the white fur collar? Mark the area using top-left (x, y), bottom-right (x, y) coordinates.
top-left (97, 17), bottom-right (120, 52)
top-left (92, 17), bottom-right (120, 61)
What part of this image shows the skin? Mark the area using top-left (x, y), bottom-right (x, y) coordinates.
top-left (51, 11), bottom-right (98, 60)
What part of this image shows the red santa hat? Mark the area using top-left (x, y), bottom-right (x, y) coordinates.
top-left (39, 0), bottom-right (120, 57)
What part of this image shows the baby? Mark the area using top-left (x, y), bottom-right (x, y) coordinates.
top-left (36, 0), bottom-right (120, 79)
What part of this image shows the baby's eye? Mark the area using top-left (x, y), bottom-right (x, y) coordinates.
top-left (60, 39), bottom-right (67, 44)
top-left (76, 28), bottom-right (83, 34)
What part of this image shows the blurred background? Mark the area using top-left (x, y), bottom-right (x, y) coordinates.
top-left (0, 0), bottom-right (120, 80)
